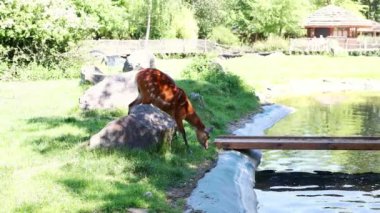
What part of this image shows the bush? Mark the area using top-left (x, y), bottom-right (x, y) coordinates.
top-left (182, 55), bottom-right (246, 94)
top-left (252, 35), bottom-right (289, 52)
top-left (165, 6), bottom-right (199, 39)
top-left (0, 0), bottom-right (95, 66)
top-left (0, 60), bottom-right (82, 81)
top-left (72, 0), bottom-right (130, 39)
top-left (209, 26), bottom-right (240, 46)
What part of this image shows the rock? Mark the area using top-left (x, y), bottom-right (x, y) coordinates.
top-left (80, 65), bottom-right (106, 84)
top-left (123, 49), bottom-right (156, 72)
top-left (101, 55), bottom-right (126, 67)
top-left (89, 50), bottom-right (126, 67)
top-left (88, 104), bottom-right (176, 150)
top-left (189, 92), bottom-right (205, 108)
top-left (127, 208), bottom-right (148, 213)
top-left (79, 71), bottom-right (138, 110)
top-left (144, 191), bottom-right (153, 198)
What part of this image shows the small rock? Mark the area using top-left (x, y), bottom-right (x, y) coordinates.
top-left (123, 49), bottom-right (156, 72)
top-left (127, 208), bottom-right (148, 213)
top-left (144, 191), bottom-right (153, 198)
top-left (189, 92), bottom-right (205, 108)
top-left (80, 65), bottom-right (106, 85)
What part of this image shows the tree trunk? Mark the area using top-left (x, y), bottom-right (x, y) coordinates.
top-left (145, 0), bottom-right (153, 48)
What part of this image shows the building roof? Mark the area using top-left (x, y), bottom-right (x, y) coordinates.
top-left (304, 5), bottom-right (372, 28)
top-left (358, 20), bottom-right (380, 32)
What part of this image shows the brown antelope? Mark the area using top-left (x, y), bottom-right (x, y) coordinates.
top-left (128, 68), bottom-right (212, 150)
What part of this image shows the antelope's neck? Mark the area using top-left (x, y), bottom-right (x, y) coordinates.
top-left (186, 111), bottom-right (205, 131)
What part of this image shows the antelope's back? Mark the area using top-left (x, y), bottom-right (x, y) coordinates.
top-left (135, 68), bottom-right (183, 107)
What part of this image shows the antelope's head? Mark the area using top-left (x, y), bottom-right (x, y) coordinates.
top-left (196, 127), bottom-right (213, 149)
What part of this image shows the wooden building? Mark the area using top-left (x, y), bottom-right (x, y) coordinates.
top-left (304, 5), bottom-right (372, 38)
top-left (358, 21), bottom-right (380, 37)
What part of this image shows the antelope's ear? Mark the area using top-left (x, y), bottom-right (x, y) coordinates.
top-left (205, 127), bottom-right (214, 134)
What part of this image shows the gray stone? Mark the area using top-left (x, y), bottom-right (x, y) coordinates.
top-left (189, 92), bottom-right (205, 109)
top-left (88, 104), bottom-right (176, 150)
top-left (80, 65), bottom-right (106, 84)
top-left (79, 71), bottom-right (138, 110)
top-left (123, 49), bottom-right (155, 72)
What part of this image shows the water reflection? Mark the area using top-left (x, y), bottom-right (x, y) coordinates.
top-left (256, 92), bottom-right (380, 212)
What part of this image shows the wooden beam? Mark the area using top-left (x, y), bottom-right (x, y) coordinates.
top-left (214, 136), bottom-right (380, 150)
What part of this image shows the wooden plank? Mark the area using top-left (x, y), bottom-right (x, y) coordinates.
top-left (214, 136), bottom-right (380, 150)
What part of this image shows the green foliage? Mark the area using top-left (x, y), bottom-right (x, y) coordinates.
top-left (310, 0), bottom-right (365, 15)
top-left (125, 0), bottom-right (189, 39)
top-left (71, 0), bottom-right (130, 39)
top-left (165, 6), bottom-right (199, 39)
top-left (229, 0), bottom-right (311, 42)
top-left (358, 0), bottom-right (380, 21)
top-left (182, 56), bottom-right (249, 94)
top-left (252, 35), bottom-right (289, 52)
top-left (0, 0), bottom-right (94, 66)
top-left (209, 26), bottom-right (240, 45)
top-left (0, 61), bottom-right (82, 81)
top-left (191, 0), bottom-right (230, 38)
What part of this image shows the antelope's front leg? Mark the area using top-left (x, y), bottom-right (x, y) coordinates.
top-left (128, 97), bottom-right (141, 115)
top-left (175, 118), bottom-right (192, 153)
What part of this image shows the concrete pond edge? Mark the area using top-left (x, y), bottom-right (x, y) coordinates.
top-left (186, 104), bottom-right (294, 212)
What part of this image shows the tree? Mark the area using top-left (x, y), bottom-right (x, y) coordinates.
top-left (229, 0), bottom-right (310, 42)
top-left (357, 0), bottom-right (380, 21)
top-left (189, 0), bottom-right (230, 38)
top-left (310, 0), bottom-right (364, 15)
top-left (145, 0), bottom-right (152, 46)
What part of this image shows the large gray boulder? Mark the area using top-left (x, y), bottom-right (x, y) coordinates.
top-left (79, 71), bottom-right (138, 110)
top-left (123, 49), bottom-right (156, 72)
top-left (80, 65), bottom-right (106, 84)
top-left (88, 104), bottom-right (176, 150)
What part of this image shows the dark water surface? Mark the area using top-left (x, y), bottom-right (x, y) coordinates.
top-left (256, 92), bottom-right (380, 212)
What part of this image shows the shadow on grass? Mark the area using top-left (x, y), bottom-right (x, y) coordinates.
top-left (26, 110), bottom-right (125, 154)
top-left (54, 146), bottom-right (197, 212)
top-left (30, 134), bottom-right (88, 154)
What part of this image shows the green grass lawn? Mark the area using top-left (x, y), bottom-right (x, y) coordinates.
top-left (223, 55), bottom-right (380, 91)
top-left (1, 55), bottom-right (379, 212)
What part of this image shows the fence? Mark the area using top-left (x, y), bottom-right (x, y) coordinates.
top-left (79, 39), bottom-right (223, 56)
top-left (289, 37), bottom-right (380, 53)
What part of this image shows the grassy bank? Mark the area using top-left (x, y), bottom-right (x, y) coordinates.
top-left (0, 60), bottom-right (259, 212)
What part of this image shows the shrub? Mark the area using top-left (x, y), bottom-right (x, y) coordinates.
top-left (165, 6), bottom-right (199, 39)
top-left (0, 0), bottom-right (95, 66)
top-left (182, 55), bottom-right (246, 94)
top-left (72, 0), bottom-right (130, 39)
top-left (0, 60), bottom-right (82, 81)
top-left (209, 26), bottom-right (240, 46)
top-left (252, 35), bottom-right (289, 52)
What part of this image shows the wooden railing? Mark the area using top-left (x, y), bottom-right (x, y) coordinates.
top-left (289, 37), bottom-right (380, 53)
top-left (79, 39), bottom-right (224, 56)
top-left (215, 136), bottom-right (380, 150)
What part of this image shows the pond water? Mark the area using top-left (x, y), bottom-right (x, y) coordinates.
top-left (255, 92), bottom-right (380, 212)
